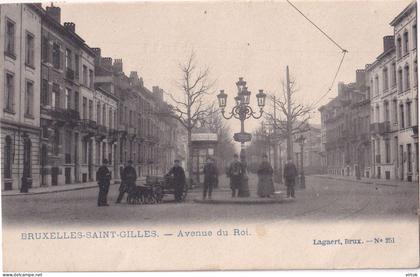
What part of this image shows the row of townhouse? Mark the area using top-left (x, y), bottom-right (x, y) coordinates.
top-left (319, 1), bottom-right (418, 182)
top-left (0, 3), bottom-right (180, 191)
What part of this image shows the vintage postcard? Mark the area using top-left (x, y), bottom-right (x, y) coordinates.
top-left (0, 0), bottom-right (419, 272)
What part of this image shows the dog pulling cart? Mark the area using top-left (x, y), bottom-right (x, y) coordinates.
top-left (127, 175), bottom-right (188, 204)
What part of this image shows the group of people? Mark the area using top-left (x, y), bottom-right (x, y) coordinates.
top-left (95, 159), bottom-right (186, 207)
top-left (95, 153), bottom-right (299, 206)
top-left (256, 155), bottom-right (298, 199)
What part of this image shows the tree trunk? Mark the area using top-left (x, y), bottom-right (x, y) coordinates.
top-left (187, 128), bottom-right (193, 183)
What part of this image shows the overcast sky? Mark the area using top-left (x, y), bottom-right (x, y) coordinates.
top-left (56, 0), bottom-right (411, 133)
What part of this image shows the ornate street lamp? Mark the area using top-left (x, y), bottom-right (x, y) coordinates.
top-left (217, 77), bottom-right (267, 197)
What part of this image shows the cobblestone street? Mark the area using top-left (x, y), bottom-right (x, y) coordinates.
top-left (2, 174), bottom-right (418, 227)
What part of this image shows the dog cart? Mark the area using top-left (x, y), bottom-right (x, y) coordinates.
top-left (145, 175), bottom-right (188, 202)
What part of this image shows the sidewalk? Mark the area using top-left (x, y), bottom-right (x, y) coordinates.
top-left (312, 174), bottom-right (417, 187)
top-left (0, 176), bottom-right (165, 197)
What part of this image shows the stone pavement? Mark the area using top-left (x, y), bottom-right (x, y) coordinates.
top-left (313, 174), bottom-right (417, 187)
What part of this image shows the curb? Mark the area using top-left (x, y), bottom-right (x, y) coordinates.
top-left (1, 184), bottom-right (102, 197)
top-left (312, 175), bottom-right (403, 187)
top-left (193, 197), bottom-right (284, 205)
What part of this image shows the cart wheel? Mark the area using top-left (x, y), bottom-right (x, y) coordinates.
top-left (154, 185), bottom-right (164, 203)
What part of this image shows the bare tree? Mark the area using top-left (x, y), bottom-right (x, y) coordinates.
top-left (159, 51), bottom-right (215, 180)
top-left (265, 66), bottom-right (311, 160)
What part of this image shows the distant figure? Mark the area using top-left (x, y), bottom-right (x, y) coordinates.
top-left (116, 165), bottom-right (126, 203)
top-left (227, 154), bottom-right (243, 198)
top-left (96, 159), bottom-right (111, 206)
top-left (257, 154), bottom-right (275, 198)
top-left (118, 160), bottom-right (137, 203)
top-left (203, 157), bottom-right (218, 200)
top-left (283, 159), bottom-right (298, 199)
top-left (166, 160), bottom-right (186, 202)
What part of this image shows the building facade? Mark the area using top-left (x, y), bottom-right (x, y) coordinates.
top-left (390, 1), bottom-right (418, 182)
top-left (319, 70), bottom-right (371, 177)
top-left (365, 1), bottom-right (418, 181)
top-left (1, 4), bottom-right (42, 190)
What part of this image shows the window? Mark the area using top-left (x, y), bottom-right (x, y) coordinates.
top-left (109, 108), bottom-right (113, 129)
top-left (393, 100), bottom-right (398, 124)
top-left (407, 144), bottom-right (412, 173)
top-left (404, 64), bottom-right (410, 90)
top-left (375, 75), bottom-right (379, 95)
top-left (4, 136), bottom-right (12, 179)
top-left (414, 60), bottom-right (418, 87)
top-left (52, 43), bottom-right (60, 69)
top-left (52, 84), bottom-right (60, 108)
top-left (97, 103), bottom-right (101, 124)
top-left (383, 67), bottom-right (389, 91)
top-left (391, 62), bottom-right (397, 87)
top-left (42, 36), bottom-right (49, 62)
top-left (82, 140), bottom-right (88, 164)
top-left (82, 97), bottom-right (87, 119)
top-left (74, 91), bottom-right (79, 112)
top-left (82, 65), bottom-right (88, 86)
top-left (384, 101), bottom-right (390, 122)
top-left (397, 36), bottom-right (402, 58)
top-left (25, 32), bottom-right (35, 67)
top-left (65, 88), bottom-right (71, 110)
top-left (4, 72), bottom-right (14, 112)
top-left (25, 81), bottom-right (34, 117)
top-left (385, 140), bottom-right (391, 164)
top-left (407, 101), bottom-right (412, 127)
top-left (74, 54), bottom-right (79, 79)
top-left (375, 105), bottom-right (380, 122)
top-left (400, 104), bottom-right (405, 129)
top-left (102, 104), bottom-right (106, 127)
top-left (65, 130), bottom-right (72, 164)
top-left (403, 31), bottom-right (409, 54)
top-left (88, 100), bottom-right (93, 120)
top-left (53, 129), bottom-right (60, 156)
top-left (5, 19), bottom-right (15, 56)
top-left (414, 24), bottom-right (417, 49)
top-left (89, 69), bottom-right (94, 88)
top-left (398, 67), bottom-right (403, 92)
top-left (41, 79), bottom-right (49, 106)
top-left (65, 48), bottom-right (72, 70)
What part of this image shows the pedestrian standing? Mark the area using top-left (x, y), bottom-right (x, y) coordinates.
top-left (203, 157), bottom-right (218, 200)
top-left (116, 165), bottom-right (126, 203)
top-left (227, 154), bottom-right (243, 198)
top-left (283, 159), bottom-right (298, 199)
top-left (166, 160), bottom-right (186, 202)
top-left (96, 159), bottom-right (111, 206)
top-left (257, 154), bottom-right (275, 198)
top-left (121, 160), bottom-right (137, 200)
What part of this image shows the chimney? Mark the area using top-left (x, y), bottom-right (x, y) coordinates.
top-left (46, 4), bottom-right (61, 24)
top-left (383, 35), bottom-right (394, 52)
top-left (91, 47), bottom-right (102, 65)
top-left (153, 86), bottom-right (164, 101)
top-left (113, 59), bottom-right (123, 73)
top-left (355, 69), bottom-right (366, 88)
top-left (337, 82), bottom-right (345, 98)
top-left (64, 22), bottom-right (76, 33)
top-left (101, 57), bottom-right (113, 71)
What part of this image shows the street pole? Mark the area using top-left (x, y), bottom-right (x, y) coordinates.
top-left (300, 139), bottom-right (305, 188)
top-left (273, 95), bottom-right (279, 183)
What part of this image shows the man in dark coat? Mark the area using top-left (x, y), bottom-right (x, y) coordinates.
top-left (116, 165), bottom-right (126, 203)
top-left (283, 159), bottom-right (298, 199)
top-left (227, 154), bottom-right (243, 198)
top-left (166, 160), bottom-right (186, 202)
top-left (96, 159), bottom-right (111, 206)
top-left (203, 157), bottom-right (218, 200)
top-left (120, 160), bottom-right (137, 201)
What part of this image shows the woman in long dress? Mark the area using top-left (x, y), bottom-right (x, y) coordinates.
top-left (257, 154), bottom-right (275, 197)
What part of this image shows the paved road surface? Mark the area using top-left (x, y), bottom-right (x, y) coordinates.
top-left (2, 174), bottom-right (418, 227)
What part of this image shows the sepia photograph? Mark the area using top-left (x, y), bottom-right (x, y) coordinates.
top-left (0, 0), bottom-right (419, 272)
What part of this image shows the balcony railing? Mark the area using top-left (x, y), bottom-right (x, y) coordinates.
top-left (370, 121), bottom-right (390, 135)
top-left (80, 119), bottom-right (97, 130)
top-left (45, 107), bottom-right (80, 123)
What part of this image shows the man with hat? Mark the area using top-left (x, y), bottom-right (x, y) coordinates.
top-left (96, 159), bottom-right (112, 206)
top-left (118, 160), bottom-right (137, 203)
top-left (166, 159), bottom-right (186, 202)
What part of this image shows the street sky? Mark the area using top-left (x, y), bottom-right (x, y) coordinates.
top-left (55, 0), bottom-right (412, 133)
